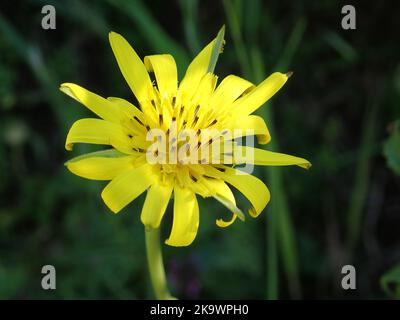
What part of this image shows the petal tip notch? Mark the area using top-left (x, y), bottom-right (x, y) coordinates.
top-left (286, 71), bottom-right (294, 78)
top-left (303, 161), bottom-right (312, 170)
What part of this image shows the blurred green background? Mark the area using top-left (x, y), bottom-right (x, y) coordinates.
top-left (0, 0), bottom-right (400, 299)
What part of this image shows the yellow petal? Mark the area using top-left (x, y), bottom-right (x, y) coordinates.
top-left (222, 167), bottom-right (270, 217)
top-left (107, 97), bottom-right (145, 123)
top-left (165, 186), bottom-right (199, 247)
top-left (200, 177), bottom-right (245, 222)
top-left (141, 182), bottom-right (173, 228)
top-left (66, 150), bottom-right (136, 180)
top-left (109, 32), bottom-right (153, 104)
top-left (216, 213), bottom-right (237, 228)
top-left (101, 164), bottom-right (155, 213)
top-left (232, 146), bottom-right (312, 169)
top-left (65, 118), bottom-right (132, 153)
top-left (203, 177), bottom-right (235, 202)
top-left (232, 72), bottom-right (289, 115)
top-left (107, 97), bottom-right (148, 136)
top-left (229, 115), bottom-right (271, 144)
top-left (60, 83), bottom-right (121, 123)
top-left (144, 54), bottom-right (177, 99)
top-left (191, 73), bottom-right (218, 105)
top-left (178, 36), bottom-right (218, 100)
top-left (213, 194), bottom-right (245, 221)
top-left (210, 75), bottom-right (254, 110)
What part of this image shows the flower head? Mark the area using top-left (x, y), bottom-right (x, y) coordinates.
top-left (62, 28), bottom-right (311, 247)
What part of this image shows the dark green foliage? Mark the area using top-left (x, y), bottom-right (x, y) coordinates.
top-left (383, 120), bottom-right (400, 176)
top-left (0, 0), bottom-right (399, 299)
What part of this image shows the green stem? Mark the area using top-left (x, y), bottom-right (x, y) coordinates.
top-left (145, 227), bottom-right (174, 300)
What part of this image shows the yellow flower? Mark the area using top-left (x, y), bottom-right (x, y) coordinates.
top-left (61, 28), bottom-right (311, 247)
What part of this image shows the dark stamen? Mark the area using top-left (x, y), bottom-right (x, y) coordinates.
top-left (208, 119), bottom-right (218, 127)
top-left (189, 173), bottom-right (198, 183)
top-left (172, 96), bottom-right (176, 107)
top-left (151, 99), bottom-right (156, 108)
top-left (194, 104), bottom-right (200, 116)
top-left (159, 114), bottom-right (163, 125)
top-left (133, 116), bottom-right (144, 126)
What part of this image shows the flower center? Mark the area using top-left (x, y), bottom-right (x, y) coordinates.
top-left (121, 89), bottom-right (236, 189)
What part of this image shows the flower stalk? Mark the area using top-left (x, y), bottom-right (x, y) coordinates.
top-left (145, 227), bottom-right (174, 300)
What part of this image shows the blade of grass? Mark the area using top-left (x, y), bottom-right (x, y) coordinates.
top-left (266, 189), bottom-right (279, 300)
top-left (178, 0), bottom-right (201, 55)
top-left (0, 13), bottom-right (75, 131)
top-left (224, 0), bottom-right (306, 297)
top-left (223, 0), bottom-right (280, 298)
top-left (251, 50), bottom-right (280, 299)
top-left (346, 87), bottom-right (381, 252)
top-left (243, 0), bottom-right (261, 44)
top-left (275, 18), bottom-right (307, 71)
top-left (224, 0), bottom-right (282, 299)
top-left (222, 0), bottom-right (252, 78)
top-left (324, 31), bottom-right (358, 64)
top-left (269, 19), bottom-right (306, 299)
